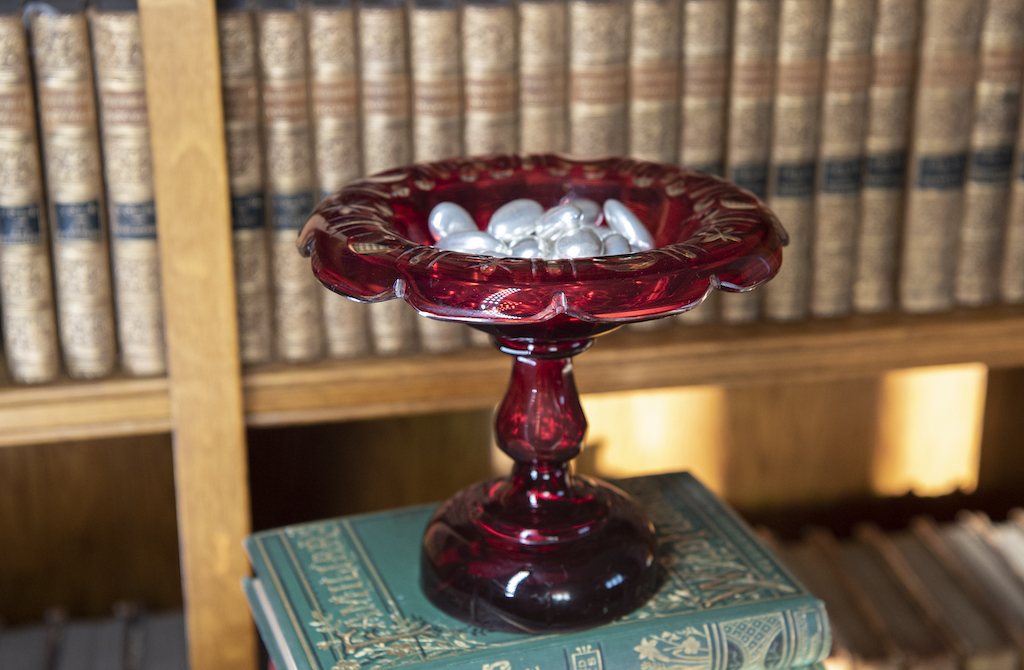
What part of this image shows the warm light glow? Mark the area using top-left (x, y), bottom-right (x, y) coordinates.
top-left (872, 364), bottom-right (987, 497)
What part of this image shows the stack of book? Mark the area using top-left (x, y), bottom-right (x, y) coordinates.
top-left (2, 0), bottom-right (1024, 382)
top-left (0, 607), bottom-right (188, 670)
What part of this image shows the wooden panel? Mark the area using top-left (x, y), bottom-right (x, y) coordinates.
top-left (0, 377), bottom-right (170, 448)
top-left (245, 305), bottom-right (1024, 426)
top-left (977, 367), bottom-right (1024, 492)
top-left (138, 1), bottom-right (255, 669)
top-left (0, 435), bottom-right (181, 625)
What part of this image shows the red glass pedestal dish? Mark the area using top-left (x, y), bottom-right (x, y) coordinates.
top-left (299, 154), bottom-right (786, 634)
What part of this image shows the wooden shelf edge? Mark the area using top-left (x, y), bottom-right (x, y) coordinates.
top-left (0, 376), bottom-right (172, 448)
top-left (243, 305), bottom-right (1024, 427)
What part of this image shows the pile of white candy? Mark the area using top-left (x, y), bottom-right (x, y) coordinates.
top-left (428, 196), bottom-right (655, 259)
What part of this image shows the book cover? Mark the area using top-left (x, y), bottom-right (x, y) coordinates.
top-left (243, 472), bottom-right (832, 670)
top-left (257, 0), bottom-right (325, 363)
top-left (359, 0), bottom-right (417, 356)
top-left (53, 617), bottom-right (127, 670)
top-left (853, 0), bottom-right (918, 314)
top-left (463, 0), bottom-right (518, 155)
top-left (139, 612), bottom-right (188, 670)
top-left (721, 0), bottom-right (778, 324)
top-left (90, 0), bottom-right (167, 376)
top-left (217, 1), bottom-right (274, 366)
top-left (955, 0), bottom-right (1024, 307)
top-left (900, 0), bottom-right (985, 314)
top-left (629, 0), bottom-right (680, 164)
top-left (965, 514), bottom-right (1024, 588)
top-left (307, 0), bottom-right (371, 358)
top-left (763, 0), bottom-right (827, 323)
top-left (568, 0), bottom-right (629, 158)
top-left (410, 0), bottom-right (467, 354)
top-left (675, 0), bottom-right (730, 326)
top-left (0, 10), bottom-right (60, 383)
top-left (0, 624), bottom-right (51, 670)
top-left (519, 0), bottom-right (568, 153)
top-left (810, 0), bottom-right (873, 318)
top-left (30, 2), bottom-right (118, 379)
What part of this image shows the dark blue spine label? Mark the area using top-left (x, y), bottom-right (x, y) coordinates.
top-left (683, 162), bottom-right (725, 177)
top-left (271, 192), bottom-right (315, 231)
top-left (232, 192), bottom-right (265, 231)
top-left (774, 162), bottom-right (816, 199)
top-left (56, 201), bottom-right (102, 241)
top-left (0, 204), bottom-right (42, 245)
top-left (821, 158), bottom-right (863, 195)
top-left (114, 201), bottom-right (157, 239)
top-left (917, 154), bottom-right (968, 190)
top-left (866, 153), bottom-right (907, 190)
top-left (970, 146), bottom-right (1014, 184)
top-left (731, 164), bottom-right (769, 199)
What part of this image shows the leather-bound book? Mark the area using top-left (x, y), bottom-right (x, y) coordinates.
top-left (519, 0), bottom-right (568, 153)
top-left (568, 0), bottom-right (629, 157)
top-left (629, 0), bottom-right (680, 164)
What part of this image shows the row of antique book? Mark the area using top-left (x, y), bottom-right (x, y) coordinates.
top-left (0, 608), bottom-right (186, 670)
top-left (3, 0), bottom-right (1024, 384)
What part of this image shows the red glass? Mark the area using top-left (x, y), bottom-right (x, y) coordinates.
top-left (299, 155), bottom-right (786, 633)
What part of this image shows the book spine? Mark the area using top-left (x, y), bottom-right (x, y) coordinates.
top-left (307, 4), bottom-right (371, 358)
top-left (900, 0), bottom-right (985, 313)
top-left (463, 0), bottom-right (518, 155)
top-left (763, 0), bottom-right (827, 322)
top-left (218, 9), bottom-right (274, 365)
top-left (956, 0), bottom-right (1024, 306)
top-left (854, 0), bottom-right (918, 313)
top-left (359, 2), bottom-right (416, 355)
top-left (721, 0), bottom-right (778, 324)
top-left (810, 0), bottom-right (873, 318)
top-left (629, 0), bottom-right (681, 163)
top-left (519, 0), bottom-right (568, 153)
top-left (0, 15), bottom-right (60, 383)
top-left (569, 0), bottom-right (629, 157)
top-left (32, 11), bottom-right (117, 379)
top-left (258, 8), bottom-right (324, 363)
top-left (90, 9), bottom-right (166, 376)
top-left (1002, 91), bottom-right (1024, 303)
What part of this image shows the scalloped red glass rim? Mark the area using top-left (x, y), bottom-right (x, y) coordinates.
top-left (299, 154), bottom-right (787, 325)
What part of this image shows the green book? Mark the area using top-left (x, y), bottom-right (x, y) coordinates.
top-left (243, 472), bottom-right (832, 670)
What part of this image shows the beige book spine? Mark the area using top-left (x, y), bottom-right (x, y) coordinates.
top-left (721, 0), bottom-right (779, 324)
top-left (359, 3), bottom-right (416, 355)
top-left (218, 10), bottom-right (273, 365)
top-left (629, 0), bottom-right (680, 163)
top-left (763, 0), bottom-right (827, 322)
top-left (90, 10), bottom-right (166, 376)
top-left (410, 2), bottom-right (467, 353)
top-left (1001, 101), bottom-right (1024, 303)
top-left (900, 0), bottom-right (985, 313)
top-left (810, 0), bottom-right (873, 318)
top-left (462, 1), bottom-right (518, 155)
top-left (307, 4), bottom-right (370, 358)
top-left (569, 0), bottom-right (629, 157)
top-left (956, 0), bottom-right (1024, 306)
top-left (854, 0), bottom-right (918, 313)
top-left (519, 0), bottom-right (568, 153)
top-left (0, 15), bottom-right (59, 383)
top-left (32, 11), bottom-right (117, 379)
top-left (257, 9), bottom-right (324, 362)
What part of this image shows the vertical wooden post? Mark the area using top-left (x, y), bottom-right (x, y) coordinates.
top-left (137, 3), bottom-right (256, 670)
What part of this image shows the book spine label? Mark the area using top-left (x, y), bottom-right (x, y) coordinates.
top-left (629, 0), bottom-right (681, 163)
top-left (957, 0), bottom-right (1024, 306)
top-left (0, 16), bottom-right (60, 383)
top-left (219, 10), bottom-right (273, 365)
top-left (900, 0), bottom-right (985, 313)
top-left (359, 5), bottom-right (416, 355)
top-left (463, 3), bottom-right (518, 155)
top-left (410, 4), bottom-right (466, 353)
top-left (721, 0), bottom-right (779, 324)
top-left (679, 0), bottom-right (730, 175)
top-left (763, 0), bottom-right (827, 323)
top-left (569, 0), bottom-right (629, 157)
top-left (810, 0), bottom-right (874, 318)
top-left (32, 12), bottom-right (117, 379)
top-left (854, 0), bottom-right (917, 313)
top-left (519, 0), bottom-right (568, 153)
top-left (91, 10), bottom-right (167, 377)
top-left (307, 6), bottom-right (370, 359)
top-left (258, 10), bottom-right (324, 362)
